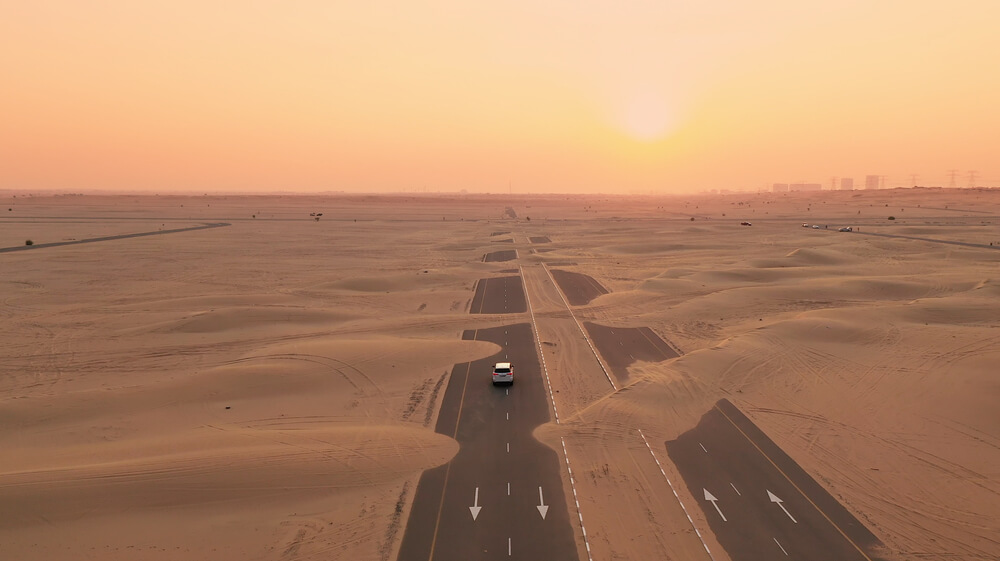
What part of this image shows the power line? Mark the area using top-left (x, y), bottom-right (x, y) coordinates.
top-left (947, 169), bottom-right (959, 188)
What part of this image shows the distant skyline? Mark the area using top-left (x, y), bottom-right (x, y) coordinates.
top-left (2, 2), bottom-right (999, 194)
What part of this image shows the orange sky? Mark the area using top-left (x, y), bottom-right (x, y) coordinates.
top-left (2, 1), bottom-right (998, 193)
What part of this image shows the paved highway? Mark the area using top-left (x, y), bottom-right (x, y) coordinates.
top-left (667, 399), bottom-right (886, 561)
top-left (484, 249), bottom-right (518, 262)
top-left (470, 276), bottom-right (527, 314)
top-left (397, 323), bottom-right (578, 561)
top-left (548, 269), bottom-right (608, 306)
top-left (0, 222), bottom-right (230, 253)
top-left (583, 323), bottom-right (679, 385)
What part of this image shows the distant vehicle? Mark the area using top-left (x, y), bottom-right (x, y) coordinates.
top-left (492, 362), bottom-right (513, 386)
top-left (802, 223), bottom-right (809, 227)
top-left (811, 225), bottom-right (820, 229)
top-left (740, 221), bottom-right (752, 226)
top-left (838, 226), bottom-right (853, 232)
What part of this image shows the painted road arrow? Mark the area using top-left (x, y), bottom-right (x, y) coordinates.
top-left (470, 487), bottom-right (482, 521)
top-left (704, 488), bottom-right (727, 522)
top-left (536, 486), bottom-right (549, 520)
top-left (767, 490), bottom-right (797, 523)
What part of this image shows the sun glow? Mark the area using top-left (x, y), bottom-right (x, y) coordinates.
top-left (615, 92), bottom-right (679, 142)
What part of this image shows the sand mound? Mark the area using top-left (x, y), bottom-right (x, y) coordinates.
top-left (692, 267), bottom-right (812, 284)
top-left (318, 271), bottom-right (463, 293)
top-left (781, 247), bottom-right (857, 266)
top-left (639, 278), bottom-right (700, 293)
top-left (607, 242), bottom-right (718, 254)
top-left (0, 425), bottom-right (457, 520)
top-left (117, 294), bottom-right (298, 312)
top-left (897, 299), bottom-right (1000, 326)
top-left (161, 307), bottom-right (355, 334)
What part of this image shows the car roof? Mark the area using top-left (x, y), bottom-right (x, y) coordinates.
top-left (495, 362), bottom-right (512, 369)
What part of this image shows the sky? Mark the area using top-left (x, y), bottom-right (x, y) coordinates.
top-left (2, 1), bottom-right (999, 194)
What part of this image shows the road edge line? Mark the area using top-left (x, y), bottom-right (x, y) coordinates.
top-left (541, 263), bottom-right (618, 391)
top-left (714, 403), bottom-right (875, 561)
top-left (638, 429), bottom-right (717, 561)
top-left (520, 264), bottom-right (560, 425)
top-left (561, 437), bottom-right (595, 561)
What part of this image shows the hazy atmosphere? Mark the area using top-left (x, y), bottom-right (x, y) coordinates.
top-left (2, 4), bottom-right (999, 561)
top-left (3, 1), bottom-right (999, 193)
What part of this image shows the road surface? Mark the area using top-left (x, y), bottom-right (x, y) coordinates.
top-left (470, 276), bottom-right (527, 314)
top-left (583, 323), bottom-right (679, 385)
top-left (396, 324), bottom-right (578, 561)
top-left (666, 399), bottom-right (887, 561)
top-left (483, 250), bottom-right (518, 262)
top-left (548, 270), bottom-right (608, 306)
top-left (0, 222), bottom-right (230, 253)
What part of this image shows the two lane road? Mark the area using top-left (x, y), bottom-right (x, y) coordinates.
top-left (397, 324), bottom-right (578, 561)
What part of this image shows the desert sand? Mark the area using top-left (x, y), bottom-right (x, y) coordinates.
top-left (1, 189), bottom-right (998, 560)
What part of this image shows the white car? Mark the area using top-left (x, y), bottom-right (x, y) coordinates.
top-left (492, 362), bottom-right (513, 386)
top-left (812, 225), bottom-right (820, 229)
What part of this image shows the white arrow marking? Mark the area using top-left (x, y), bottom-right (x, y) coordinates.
top-left (469, 487), bottom-right (482, 521)
top-left (767, 490), bottom-right (797, 523)
top-left (536, 486), bottom-right (549, 519)
top-left (703, 489), bottom-right (727, 521)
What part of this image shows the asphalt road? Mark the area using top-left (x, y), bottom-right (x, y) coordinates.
top-left (850, 230), bottom-right (1000, 251)
top-left (0, 222), bottom-right (230, 253)
top-left (483, 249), bottom-right (518, 262)
top-left (583, 323), bottom-right (679, 385)
top-left (470, 276), bottom-right (527, 314)
top-left (549, 269), bottom-right (608, 306)
top-left (666, 399), bottom-right (886, 561)
top-left (396, 324), bottom-right (578, 561)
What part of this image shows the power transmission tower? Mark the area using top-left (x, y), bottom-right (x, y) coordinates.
top-left (947, 169), bottom-right (959, 188)
top-left (968, 170), bottom-right (978, 188)
top-left (910, 174), bottom-right (918, 187)
top-left (880, 175), bottom-right (888, 189)
top-left (830, 176), bottom-right (838, 190)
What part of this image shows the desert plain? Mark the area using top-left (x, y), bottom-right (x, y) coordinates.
top-left (1, 188), bottom-right (998, 560)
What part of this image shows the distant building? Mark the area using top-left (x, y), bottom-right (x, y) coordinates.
top-left (772, 183), bottom-right (789, 192)
top-left (840, 178), bottom-right (854, 190)
top-left (790, 183), bottom-right (822, 191)
top-left (865, 175), bottom-right (880, 190)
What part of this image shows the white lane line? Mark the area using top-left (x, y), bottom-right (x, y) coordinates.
top-left (774, 537), bottom-right (789, 556)
top-left (730, 482), bottom-right (741, 496)
top-left (508, 537), bottom-right (512, 556)
top-left (700, 443), bottom-right (708, 453)
top-left (541, 263), bottom-right (618, 391)
top-left (638, 429), bottom-right (717, 561)
top-left (506, 412), bottom-right (509, 421)
top-left (506, 388), bottom-right (509, 396)
top-left (506, 442), bottom-right (510, 453)
top-left (520, 264), bottom-right (561, 425)
top-left (507, 482), bottom-right (511, 496)
top-left (561, 437), bottom-right (594, 561)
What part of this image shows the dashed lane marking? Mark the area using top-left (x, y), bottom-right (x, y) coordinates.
top-left (540, 263), bottom-right (618, 391)
top-left (714, 403), bottom-right (875, 561)
top-left (520, 264), bottom-right (561, 425)
top-left (638, 429), bottom-right (717, 561)
top-left (561, 437), bottom-right (594, 561)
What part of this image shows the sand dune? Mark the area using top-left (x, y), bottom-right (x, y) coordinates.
top-left (2, 189), bottom-right (998, 560)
